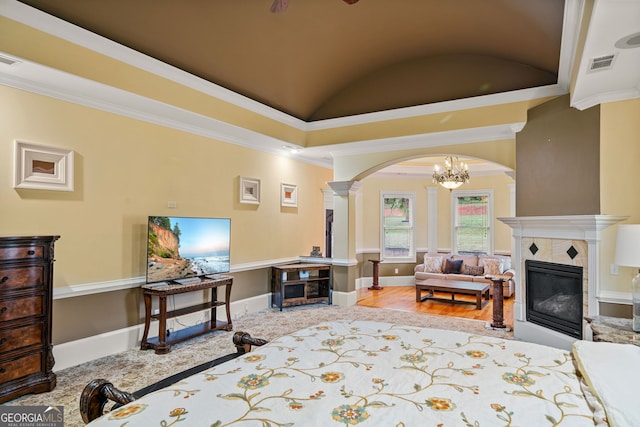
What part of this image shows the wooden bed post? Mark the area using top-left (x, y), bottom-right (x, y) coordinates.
top-left (79, 331), bottom-right (268, 424)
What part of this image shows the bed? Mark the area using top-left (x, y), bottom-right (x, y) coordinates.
top-left (81, 320), bottom-right (640, 426)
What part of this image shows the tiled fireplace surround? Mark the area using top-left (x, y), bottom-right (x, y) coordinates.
top-left (499, 215), bottom-right (627, 350)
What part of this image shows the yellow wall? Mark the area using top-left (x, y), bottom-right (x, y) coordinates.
top-left (600, 98), bottom-right (640, 294)
top-left (0, 85), bottom-right (332, 287)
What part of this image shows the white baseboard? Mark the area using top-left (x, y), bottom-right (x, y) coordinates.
top-left (52, 293), bottom-right (271, 371)
top-left (355, 275), bottom-right (413, 289)
top-left (53, 278), bottom-right (412, 371)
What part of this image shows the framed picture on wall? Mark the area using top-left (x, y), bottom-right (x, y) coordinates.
top-left (14, 140), bottom-right (74, 191)
top-left (239, 176), bottom-right (261, 204)
top-left (281, 183), bottom-right (298, 207)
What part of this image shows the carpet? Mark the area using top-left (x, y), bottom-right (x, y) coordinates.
top-left (5, 305), bottom-right (513, 426)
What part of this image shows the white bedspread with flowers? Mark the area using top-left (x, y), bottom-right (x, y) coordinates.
top-left (88, 320), bottom-right (606, 426)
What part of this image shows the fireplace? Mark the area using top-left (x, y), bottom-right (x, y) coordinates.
top-left (525, 260), bottom-right (583, 339)
top-left (498, 215), bottom-right (627, 349)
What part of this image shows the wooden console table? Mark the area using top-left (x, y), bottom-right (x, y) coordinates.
top-left (140, 276), bottom-right (233, 354)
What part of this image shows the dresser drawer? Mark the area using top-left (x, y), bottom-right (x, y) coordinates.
top-left (0, 296), bottom-right (44, 322)
top-left (0, 323), bottom-right (43, 353)
top-left (0, 245), bottom-right (45, 261)
top-left (0, 266), bottom-right (44, 291)
top-left (0, 352), bottom-right (41, 384)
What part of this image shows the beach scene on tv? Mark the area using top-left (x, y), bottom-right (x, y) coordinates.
top-left (146, 216), bottom-right (231, 284)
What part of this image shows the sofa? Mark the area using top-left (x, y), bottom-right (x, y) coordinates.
top-left (414, 253), bottom-right (515, 298)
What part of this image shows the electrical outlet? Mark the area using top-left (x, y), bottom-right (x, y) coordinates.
top-left (610, 264), bottom-right (619, 275)
top-left (153, 308), bottom-right (160, 315)
top-left (394, 268), bottom-right (399, 274)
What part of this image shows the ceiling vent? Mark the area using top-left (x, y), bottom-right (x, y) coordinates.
top-left (588, 54), bottom-right (615, 72)
top-left (0, 54), bottom-right (20, 66)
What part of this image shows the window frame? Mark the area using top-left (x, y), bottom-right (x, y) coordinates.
top-left (380, 191), bottom-right (416, 263)
top-left (450, 189), bottom-right (494, 255)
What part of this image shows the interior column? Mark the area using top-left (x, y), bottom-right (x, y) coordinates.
top-left (327, 180), bottom-right (362, 307)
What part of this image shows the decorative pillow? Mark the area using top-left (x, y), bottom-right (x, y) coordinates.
top-left (482, 258), bottom-right (503, 276)
top-left (443, 258), bottom-right (464, 274)
top-left (463, 264), bottom-right (484, 276)
top-left (424, 256), bottom-right (444, 273)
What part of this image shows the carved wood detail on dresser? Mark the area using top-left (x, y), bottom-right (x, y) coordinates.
top-left (0, 236), bottom-right (59, 403)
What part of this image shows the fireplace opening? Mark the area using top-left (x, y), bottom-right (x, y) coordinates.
top-left (525, 260), bottom-right (583, 339)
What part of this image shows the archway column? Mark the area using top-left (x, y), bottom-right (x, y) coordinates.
top-left (327, 180), bottom-right (362, 307)
top-left (427, 186), bottom-right (439, 253)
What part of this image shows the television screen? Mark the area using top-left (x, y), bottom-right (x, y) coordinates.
top-left (146, 216), bottom-right (231, 284)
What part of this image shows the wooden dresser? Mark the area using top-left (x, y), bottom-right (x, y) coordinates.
top-left (0, 236), bottom-right (59, 403)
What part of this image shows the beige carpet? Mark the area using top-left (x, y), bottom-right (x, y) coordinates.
top-left (6, 305), bottom-right (513, 426)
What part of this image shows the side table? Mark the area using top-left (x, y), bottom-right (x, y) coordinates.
top-left (585, 315), bottom-right (640, 346)
top-left (368, 259), bottom-right (383, 290)
top-left (140, 276), bottom-right (233, 354)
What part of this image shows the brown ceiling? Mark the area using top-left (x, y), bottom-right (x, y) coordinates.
top-left (17, 0), bottom-right (565, 121)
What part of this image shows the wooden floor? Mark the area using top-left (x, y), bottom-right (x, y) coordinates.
top-left (357, 285), bottom-right (514, 324)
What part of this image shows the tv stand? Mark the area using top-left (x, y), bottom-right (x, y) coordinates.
top-left (140, 276), bottom-right (233, 354)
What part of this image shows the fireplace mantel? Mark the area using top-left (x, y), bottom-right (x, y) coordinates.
top-left (498, 215), bottom-right (627, 349)
top-left (498, 215), bottom-right (628, 240)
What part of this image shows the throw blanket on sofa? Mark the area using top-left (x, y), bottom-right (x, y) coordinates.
top-left (87, 320), bottom-right (609, 426)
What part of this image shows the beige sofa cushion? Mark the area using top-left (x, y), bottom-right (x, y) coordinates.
top-left (481, 258), bottom-right (503, 275)
top-left (424, 255), bottom-right (444, 273)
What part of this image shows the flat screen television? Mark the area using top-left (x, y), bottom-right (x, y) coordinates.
top-left (146, 216), bottom-right (231, 284)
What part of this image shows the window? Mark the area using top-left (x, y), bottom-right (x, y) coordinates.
top-left (451, 190), bottom-right (493, 254)
top-left (381, 192), bottom-right (415, 262)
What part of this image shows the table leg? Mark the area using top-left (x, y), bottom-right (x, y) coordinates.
top-left (476, 291), bottom-right (482, 309)
top-left (140, 293), bottom-right (153, 350)
top-left (224, 281), bottom-right (233, 330)
top-left (155, 295), bottom-right (170, 354)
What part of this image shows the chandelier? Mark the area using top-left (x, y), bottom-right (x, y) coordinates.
top-left (432, 156), bottom-right (470, 190)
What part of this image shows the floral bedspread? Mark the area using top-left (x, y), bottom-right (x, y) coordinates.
top-left (88, 320), bottom-right (602, 426)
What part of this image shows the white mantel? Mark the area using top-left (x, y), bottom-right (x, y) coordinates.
top-left (498, 215), bottom-right (627, 349)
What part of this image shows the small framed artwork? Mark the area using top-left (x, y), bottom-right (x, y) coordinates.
top-left (239, 176), bottom-right (261, 204)
top-left (281, 183), bottom-right (298, 207)
top-left (14, 141), bottom-right (74, 191)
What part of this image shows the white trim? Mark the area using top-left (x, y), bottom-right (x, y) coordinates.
top-left (52, 293), bottom-right (271, 370)
top-left (330, 290), bottom-right (358, 307)
top-left (427, 187), bottom-right (439, 253)
top-left (356, 276), bottom-right (413, 289)
top-left (598, 290), bottom-right (632, 305)
top-left (331, 258), bottom-right (359, 267)
top-left (53, 257), bottom-right (301, 300)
